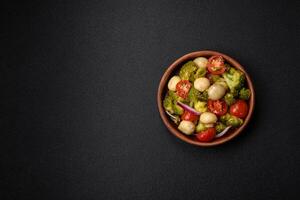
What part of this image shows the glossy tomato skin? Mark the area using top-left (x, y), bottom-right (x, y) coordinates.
top-left (181, 110), bottom-right (199, 122)
top-left (176, 80), bottom-right (192, 99)
top-left (207, 55), bottom-right (226, 75)
top-left (230, 100), bottom-right (248, 118)
top-left (208, 100), bottom-right (228, 116)
top-left (196, 127), bottom-right (216, 142)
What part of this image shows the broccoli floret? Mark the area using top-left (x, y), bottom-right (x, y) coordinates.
top-left (178, 61), bottom-right (207, 82)
top-left (163, 94), bottom-right (174, 113)
top-left (163, 91), bottom-right (184, 115)
top-left (224, 93), bottom-right (236, 106)
top-left (188, 87), bottom-right (200, 107)
top-left (196, 122), bottom-right (207, 132)
top-left (193, 67), bottom-right (207, 80)
top-left (239, 88), bottom-right (251, 100)
top-left (210, 75), bottom-right (221, 83)
top-left (220, 113), bottom-right (230, 124)
top-left (179, 61), bottom-right (198, 81)
top-left (194, 101), bottom-right (207, 113)
top-left (215, 122), bottom-right (226, 133)
top-left (220, 113), bottom-right (243, 127)
top-left (223, 67), bottom-right (245, 95)
top-left (227, 116), bottom-right (243, 127)
top-left (168, 91), bottom-right (182, 101)
top-left (173, 104), bottom-right (184, 115)
top-left (199, 90), bottom-right (208, 101)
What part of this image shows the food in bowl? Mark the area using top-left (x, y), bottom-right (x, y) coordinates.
top-left (163, 55), bottom-right (251, 142)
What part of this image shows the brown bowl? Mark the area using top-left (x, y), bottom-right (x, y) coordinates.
top-left (157, 50), bottom-right (255, 147)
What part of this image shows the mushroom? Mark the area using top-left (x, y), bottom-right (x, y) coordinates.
top-left (207, 84), bottom-right (226, 100)
top-left (199, 112), bottom-right (218, 124)
top-left (193, 57), bottom-right (208, 68)
top-left (194, 77), bottom-right (210, 92)
top-left (178, 120), bottom-right (195, 135)
top-left (167, 76), bottom-right (181, 91)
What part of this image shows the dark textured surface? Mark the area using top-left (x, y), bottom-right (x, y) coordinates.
top-left (1, 0), bottom-right (300, 199)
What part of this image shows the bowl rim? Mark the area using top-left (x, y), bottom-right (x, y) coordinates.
top-left (157, 50), bottom-right (255, 147)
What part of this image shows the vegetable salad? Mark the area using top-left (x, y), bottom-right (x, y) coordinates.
top-left (163, 55), bottom-right (250, 142)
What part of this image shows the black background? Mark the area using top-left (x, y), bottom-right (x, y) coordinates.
top-left (1, 0), bottom-right (300, 199)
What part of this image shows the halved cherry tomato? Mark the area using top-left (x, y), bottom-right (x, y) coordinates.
top-left (176, 80), bottom-right (192, 99)
top-left (208, 99), bottom-right (228, 116)
top-left (230, 100), bottom-right (248, 118)
top-left (207, 55), bottom-right (226, 75)
top-left (181, 110), bottom-right (199, 122)
top-left (196, 127), bottom-right (216, 142)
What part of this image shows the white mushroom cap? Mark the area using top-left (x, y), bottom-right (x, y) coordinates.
top-left (168, 76), bottom-right (181, 91)
top-left (193, 57), bottom-right (208, 68)
top-left (207, 84), bottom-right (226, 100)
top-left (178, 120), bottom-right (195, 135)
top-left (194, 77), bottom-right (210, 92)
top-left (200, 112), bottom-right (218, 124)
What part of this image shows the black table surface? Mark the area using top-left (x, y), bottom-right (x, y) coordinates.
top-left (1, 1), bottom-right (300, 199)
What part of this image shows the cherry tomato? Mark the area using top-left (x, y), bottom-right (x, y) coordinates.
top-left (207, 99), bottom-right (228, 116)
top-left (230, 100), bottom-right (248, 118)
top-left (181, 110), bottom-right (199, 122)
top-left (196, 127), bottom-right (216, 142)
top-left (176, 80), bottom-right (192, 99)
top-left (207, 55), bottom-right (226, 75)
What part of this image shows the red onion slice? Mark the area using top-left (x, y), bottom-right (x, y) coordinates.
top-left (215, 126), bottom-right (232, 138)
top-left (177, 101), bottom-right (201, 115)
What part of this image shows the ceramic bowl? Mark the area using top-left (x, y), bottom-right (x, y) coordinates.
top-left (157, 50), bottom-right (255, 147)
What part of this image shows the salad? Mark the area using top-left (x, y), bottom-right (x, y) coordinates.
top-left (163, 55), bottom-right (251, 142)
